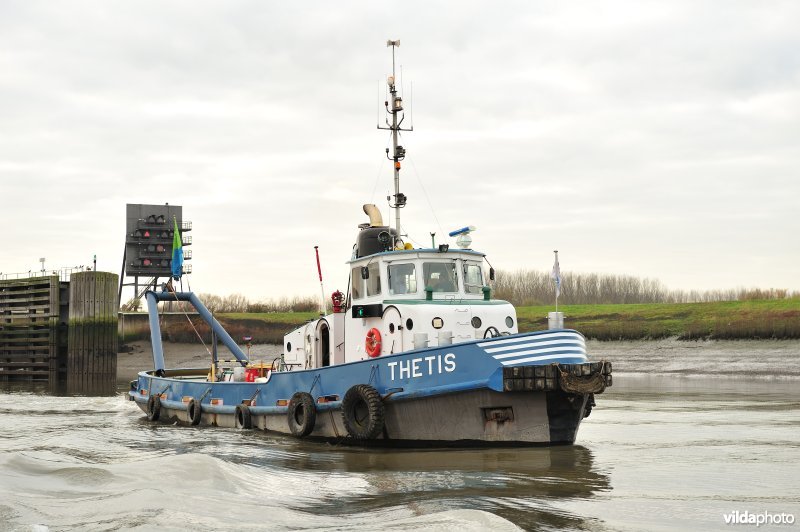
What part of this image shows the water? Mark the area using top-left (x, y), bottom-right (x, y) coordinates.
top-left (1, 340), bottom-right (799, 531)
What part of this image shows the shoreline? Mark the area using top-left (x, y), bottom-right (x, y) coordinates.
top-left (117, 340), bottom-right (283, 381)
top-left (118, 337), bottom-right (800, 382)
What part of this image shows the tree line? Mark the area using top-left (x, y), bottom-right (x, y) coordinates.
top-left (493, 269), bottom-right (796, 306)
top-left (128, 270), bottom-right (796, 313)
top-left (194, 293), bottom-right (319, 314)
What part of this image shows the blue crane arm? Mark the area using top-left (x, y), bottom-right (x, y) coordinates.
top-left (145, 290), bottom-right (249, 374)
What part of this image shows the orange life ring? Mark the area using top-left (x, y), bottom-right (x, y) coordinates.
top-left (365, 328), bottom-right (382, 357)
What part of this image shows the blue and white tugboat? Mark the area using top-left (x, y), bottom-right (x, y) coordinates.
top-left (129, 41), bottom-right (612, 446)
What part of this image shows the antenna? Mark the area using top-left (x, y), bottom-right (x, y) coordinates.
top-left (378, 39), bottom-right (413, 238)
top-left (410, 81), bottom-right (413, 129)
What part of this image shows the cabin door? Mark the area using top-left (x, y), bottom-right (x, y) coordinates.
top-left (382, 306), bottom-right (403, 355)
top-left (315, 319), bottom-right (331, 368)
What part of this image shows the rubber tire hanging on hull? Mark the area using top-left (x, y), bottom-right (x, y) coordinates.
top-left (287, 392), bottom-right (316, 438)
top-left (235, 404), bottom-right (253, 429)
top-left (341, 384), bottom-right (385, 439)
top-left (147, 395), bottom-right (161, 421)
top-left (187, 398), bottom-right (202, 426)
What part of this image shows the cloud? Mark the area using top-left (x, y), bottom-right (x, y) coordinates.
top-left (0, 1), bottom-right (798, 298)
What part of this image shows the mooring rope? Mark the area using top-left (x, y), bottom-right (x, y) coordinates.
top-left (165, 281), bottom-right (211, 356)
top-left (555, 363), bottom-right (607, 394)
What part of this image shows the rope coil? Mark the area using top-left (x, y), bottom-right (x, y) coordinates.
top-left (555, 363), bottom-right (607, 394)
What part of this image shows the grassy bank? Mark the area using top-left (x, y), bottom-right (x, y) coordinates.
top-left (219, 299), bottom-right (799, 342)
top-left (118, 311), bottom-right (319, 345)
top-left (120, 299), bottom-right (799, 344)
top-left (517, 299), bottom-right (800, 340)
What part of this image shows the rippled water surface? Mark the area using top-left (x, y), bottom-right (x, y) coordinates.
top-left (1, 340), bottom-right (799, 531)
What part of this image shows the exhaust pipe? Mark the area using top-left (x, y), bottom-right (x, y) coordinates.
top-left (363, 204), bottom-right (384, 227)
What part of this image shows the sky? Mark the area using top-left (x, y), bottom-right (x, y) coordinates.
top-left (1, 1), bottom-right (798, 302)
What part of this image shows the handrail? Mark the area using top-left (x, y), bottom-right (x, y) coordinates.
top-left (0, 267), bottom-right (93, 283)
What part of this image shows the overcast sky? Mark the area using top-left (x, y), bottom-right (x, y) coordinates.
top-left (1, 1), bottom-right (798, 301)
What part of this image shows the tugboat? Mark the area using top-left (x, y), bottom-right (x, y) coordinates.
top-left (129, 41), bottom-right (612, 446)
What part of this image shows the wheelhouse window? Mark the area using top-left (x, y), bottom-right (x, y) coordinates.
top-left (463, 262), bottom-right (484, 294)
top-left (351, 267), bottom-right (363, 300)
top-left (388, 263), bottom-right (417, 295)
top-left (423, 262), bottom-right (458, 293)
top-left (366, 262), bottom-right (382, 296)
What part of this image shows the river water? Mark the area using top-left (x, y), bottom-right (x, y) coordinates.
top-left (1, 339), bottom-right (798, 531)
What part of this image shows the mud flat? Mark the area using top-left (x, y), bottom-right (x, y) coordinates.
top-left (117, 341), bottom-right (283, 382)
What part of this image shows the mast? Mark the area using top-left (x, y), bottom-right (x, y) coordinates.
top-left (379, 39), bottom-right (412, 238)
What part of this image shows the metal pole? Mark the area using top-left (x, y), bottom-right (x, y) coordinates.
top-left (314, 246), bottom-right (325, 315)
top-left (212, 327), bottom-right (218, 367)
top-left (118, 245), bottom-right (126, 308)
top-left (144, 291), bottom-right (166, 375)
top-left (379, 40), bottom-right (409, 239)
top-left (554, 250), bottom-right (559, 313)
top-left (392, 87), bottom-right (400, 234)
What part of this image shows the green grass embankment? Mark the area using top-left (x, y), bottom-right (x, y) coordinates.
top-left (118, 311), bottom-right (319, 344)
top-left (218, 300), bottom-right (799, 341)
top-left (121, 299), bottom-right (799, 344)
top-left (517, 299), bottom-right (800, 340)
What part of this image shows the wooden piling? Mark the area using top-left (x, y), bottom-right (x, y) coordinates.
top-left (0, 276), bottom-right (61, 381)
top-left (67, 272), bottom-right (118, 393)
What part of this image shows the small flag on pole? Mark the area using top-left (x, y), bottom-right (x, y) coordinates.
top-left (551, 250), bottom-right (561, 299)
top-left (171, 217), bottom-right (183, 280)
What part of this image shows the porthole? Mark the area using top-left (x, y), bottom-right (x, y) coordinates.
top-left (406, 318), bottom-right (414, 331)
top-left (286, 342), bottom-right (292, 352)
top-left (389, 323), bottom-right (395, 333)
top-left (471, 316), bottom-right (482, 329)
top-left (432, 317), bottom-right (444, 329)
top-left (505, 316), bottom-right (514, 328)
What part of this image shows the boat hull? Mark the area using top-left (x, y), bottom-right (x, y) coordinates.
top-left (133, 387), bottom-right (591, 446)
top-left (129, 329), bottom-right (610, 447)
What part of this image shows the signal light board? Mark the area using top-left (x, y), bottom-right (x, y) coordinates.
top-left (124, 203), bottom-right (192, 278)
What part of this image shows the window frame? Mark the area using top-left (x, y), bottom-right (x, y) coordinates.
top-left (463, 261), bottom-right (484, 295)
top-left (351, 266), bottom-right (363, 300)
top-left (366, 262), bottom-right (382, 297)
top-left (422, 261), bottom-right (459, 293)
top-left (388, 262), bottom-right (418, 295)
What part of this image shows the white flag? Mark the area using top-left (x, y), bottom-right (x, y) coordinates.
top-left (550, 252), bottom-right (561, 298)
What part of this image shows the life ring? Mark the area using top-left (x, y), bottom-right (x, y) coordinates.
top-left (187, 398), bottom-right (202, 426)
top-left (235, 404), bottom-right (253, 429)
top-left (365, 328), bottom-right (382, 357)
top-left (341, 384), bottom-right (385, 439)
top-left (287, 392), bottom-right (316, 438)
top-left (146, 394), bottom-right (161, 422)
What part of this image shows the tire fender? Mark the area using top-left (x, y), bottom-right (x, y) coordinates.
top-left (287, 392), bottom-right (317, 438)
top-left (235, 404), bottom-right (253, 429)
top-left (187, 398), bottom-right (202, 426)
top-left (341, 384), bottom-right (385, 439)
top-left (147, 394), bottom-right (161, 422)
